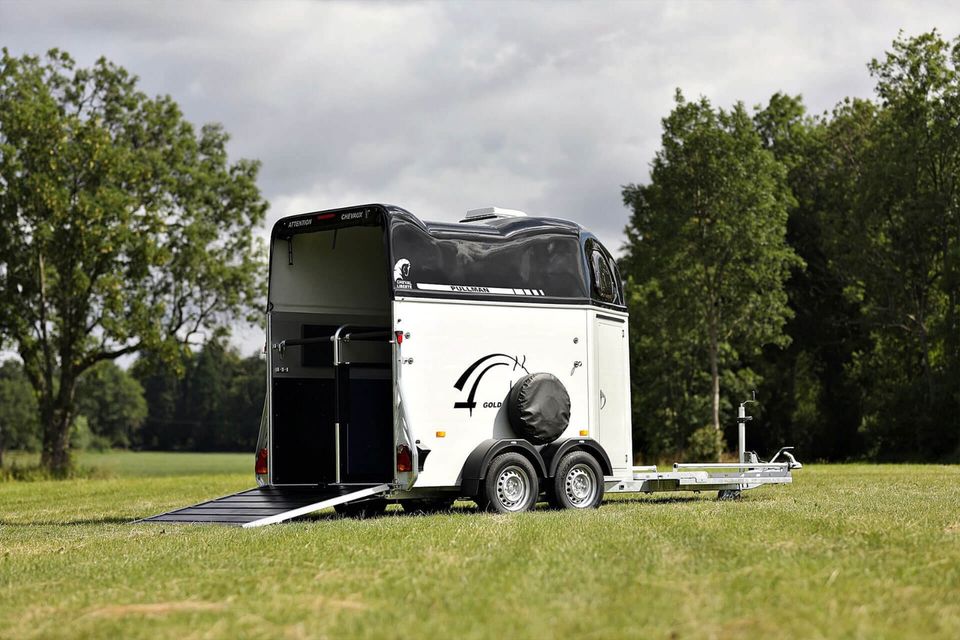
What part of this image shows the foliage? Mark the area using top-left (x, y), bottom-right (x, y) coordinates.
top-left (74, 361), bottom-right (147, 449)
top-left (621, 91), bottom-right (801, 459)
top-left (749, 94), bottom-right (872, 461)
top-left (133, 341), bottom-right (264, 451)
top-left (0, 49), bottom-right (267, 472)
top-left (845, 31), bottom-right (960, 458)
top-left (685, 425), bottom-right (724, 462)
top-left (623, 31), bottom-right (960, 463)
top-left (0, 359), bottom-right (39, 465)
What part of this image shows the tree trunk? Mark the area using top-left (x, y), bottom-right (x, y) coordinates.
top-left (709, 317), bottom-right (721, 432)
top-left (39, 376), bottom-right (77, 475)
top-left (917, 318), bottom-right (935, 407)
top-left (40, 411), bottom-right (73, 474)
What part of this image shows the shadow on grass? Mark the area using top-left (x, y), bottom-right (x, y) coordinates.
top-left (603, 495), bottom-right (702, 506)
top-left (0, 515), bottom-right (137, 526)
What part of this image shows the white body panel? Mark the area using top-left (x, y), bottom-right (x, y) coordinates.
top-left (394, 296), bottom-right (632, 488)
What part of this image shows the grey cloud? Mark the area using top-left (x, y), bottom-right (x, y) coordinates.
top-left (3, 0), bottom-right (959, 354)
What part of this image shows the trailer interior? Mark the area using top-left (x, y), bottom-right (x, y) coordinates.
top-left (267, 215), bottom-right (394, 486)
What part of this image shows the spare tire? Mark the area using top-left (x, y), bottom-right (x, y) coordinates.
top-left (507, 373), bottom-right (571, 445)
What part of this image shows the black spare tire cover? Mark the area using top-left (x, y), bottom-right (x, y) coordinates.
top-left (507, 373), bottom-right (571, 445)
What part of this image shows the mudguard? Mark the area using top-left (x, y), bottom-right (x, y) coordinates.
top-left (540, 437), bottom-right (613, 477)
top-left (460, 438), bottom-right (548, 497)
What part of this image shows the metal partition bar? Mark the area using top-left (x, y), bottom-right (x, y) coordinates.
top-left (331, 325), bottom-right (352, 484)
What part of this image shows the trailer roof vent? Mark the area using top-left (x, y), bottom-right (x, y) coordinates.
top-left (460, 206), bottom-right (528, 223)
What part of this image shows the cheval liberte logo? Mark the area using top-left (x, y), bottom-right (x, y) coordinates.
top-left (393, 258), bottom-right (412, 289)
top-left (453, 353), bottom-right (529, 416)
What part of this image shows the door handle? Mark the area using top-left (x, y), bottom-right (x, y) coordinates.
top-left (571, 360), bottom-right (582, 376)
top-left (599, 390), bottom-right (607, 409)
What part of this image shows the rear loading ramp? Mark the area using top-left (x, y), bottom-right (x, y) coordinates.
top-left (140, 484), bottom-right (390, 527)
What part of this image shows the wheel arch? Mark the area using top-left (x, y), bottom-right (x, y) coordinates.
top-left (540, 438), bottom-right (613, 478)
top-left (460, 439), bottom-right (547, 498)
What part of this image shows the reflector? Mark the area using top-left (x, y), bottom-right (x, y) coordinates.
top-left (255, 447), bottom-right (269, 475)
top-left (397, 444), bottom-right (412, 472)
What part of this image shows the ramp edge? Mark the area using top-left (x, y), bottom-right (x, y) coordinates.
top-left (242, 483), bottom-right (392, 528)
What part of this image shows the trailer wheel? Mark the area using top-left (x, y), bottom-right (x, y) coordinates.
top-left (479, 452), bottom-right (539, 513)
top-left (549, 451), bottom-right (604, 510)
top-left (334, 498), bottom-right (388, 518)
top-left (717, 489), bottom-right (742, 501)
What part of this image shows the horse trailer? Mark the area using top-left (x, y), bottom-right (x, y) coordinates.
top-left (143, 204), bottom-right (801, 526)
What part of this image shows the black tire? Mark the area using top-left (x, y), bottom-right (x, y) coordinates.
top-left (479, 452), bottom-right (539, 513)
top-left (400, 498), bottom-right (455, 514)
top-left (334, 498), bottom-right (388, 518)
top-left (548, 451), bottom-right (604, 510)
top-left (717, 489), bottom-right (742, 501)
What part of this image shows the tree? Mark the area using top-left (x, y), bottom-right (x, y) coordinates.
top-left (0, 49), bottom-right (267, 473)
top-left (132, 342), bottom-right (263, 451)
top-left (0, 359), bottom-right (40, 466)
top-left (621, 91), bottom-right (802, 458)
top-left (74, 361), bottom-right (147, 449)
top-left (835, 31), bottom-right (960, 457)
top-left (131, 351), bottom-right (188, 450)
top-left (183, 341), bottom-right (263, 450)
top-left (751, 93), bottom-right (871, 460)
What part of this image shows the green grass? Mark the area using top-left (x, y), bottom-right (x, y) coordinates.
top-left (0, 457), bottom-right (958, 639)
top-left (2, 450), bottom-right (250, 478)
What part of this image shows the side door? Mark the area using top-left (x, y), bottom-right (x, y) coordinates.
top-left (593, 315), bottom-right (632, 473)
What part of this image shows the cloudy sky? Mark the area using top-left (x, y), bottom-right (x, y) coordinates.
top-left (3, 0), bottom-right (958, 352)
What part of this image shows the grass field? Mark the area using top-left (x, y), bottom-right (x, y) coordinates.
top-left (2, 450), bottom-right (251, 478)
top-left (0, 454), bottom-right (958, 639)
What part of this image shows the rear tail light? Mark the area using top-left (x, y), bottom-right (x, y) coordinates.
top-left (255, 448), bottom-right (268, 475)
top-left (397, 444), bottom-right (412, 473)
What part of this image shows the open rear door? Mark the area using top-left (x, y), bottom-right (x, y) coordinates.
top-left (139, 483), bottom-right (389, 527)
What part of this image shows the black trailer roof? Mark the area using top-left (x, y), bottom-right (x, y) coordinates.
top-left (271, 204), bottom-right (625, 309)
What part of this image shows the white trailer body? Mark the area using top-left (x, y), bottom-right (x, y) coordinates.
top-left (394, 298), bottom-right (632, 488)
top-left (142, 204), bottom-right (799, 526)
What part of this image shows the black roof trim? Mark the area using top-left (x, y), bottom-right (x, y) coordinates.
top-left (273, 203), bottom-right (585, 242)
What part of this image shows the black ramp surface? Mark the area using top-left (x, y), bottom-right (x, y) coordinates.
top-left (140, 485), bottom-right (377, 525)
